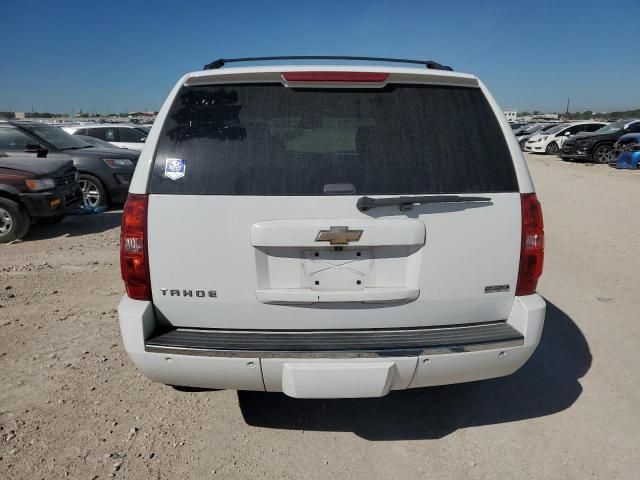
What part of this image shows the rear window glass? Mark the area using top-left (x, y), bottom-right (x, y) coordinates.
top-left (150, 83), bottom-right (517, 195)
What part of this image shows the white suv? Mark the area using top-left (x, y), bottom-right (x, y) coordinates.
top-left (118, 56), bottom-right (546, 399)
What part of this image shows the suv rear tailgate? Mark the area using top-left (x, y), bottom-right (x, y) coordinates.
top-left (147, 192), bottom-right (520, 330)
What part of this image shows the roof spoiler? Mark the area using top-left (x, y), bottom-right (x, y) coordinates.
top-left (202, 56), bottom-right (453, 72)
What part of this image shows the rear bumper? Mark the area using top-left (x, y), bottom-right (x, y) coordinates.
top-left (118, 295), bottom-right (546, 398)
top-left (145, 322), bottom-right (525, 358)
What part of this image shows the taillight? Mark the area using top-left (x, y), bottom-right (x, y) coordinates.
top-left (281, 72), bottom-right (389, 83)
top-left (120, 194), bottom-right (151, 300)
top-left (516, 193), bottom-right (544, 296)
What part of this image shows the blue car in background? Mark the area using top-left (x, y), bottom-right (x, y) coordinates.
top-left (610, 133), bottom-right (640, 169)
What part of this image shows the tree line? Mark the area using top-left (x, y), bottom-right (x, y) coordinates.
top-left (520, 108), bottom-right (640, 120)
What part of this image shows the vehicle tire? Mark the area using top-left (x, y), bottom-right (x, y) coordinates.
top-left (592, 144), bottom-right (613, 164)
top-left (79, 174), bottom-right (108, 208)
top-left (38, 215), bottom-right (66, 224)
top-left (545, 142), bottom-right (559, 155)
top-left (519, 139), bottom-right (527, 150)
top-left (0, 197), bottom-right (30, 243)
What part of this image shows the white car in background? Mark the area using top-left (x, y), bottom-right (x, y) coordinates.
top-left (63, 124), bottom-right (148, 151)
top-left (516, 123), bottom-right (559, 150)
top-left (524, 121), bottom-right (606, 155)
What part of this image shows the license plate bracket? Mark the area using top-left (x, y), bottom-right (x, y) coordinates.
top-left (302, 249), bottom-right (372, 291)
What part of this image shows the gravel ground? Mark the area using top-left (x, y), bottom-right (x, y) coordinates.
top-left (1, 154), bottom-right (639, 479)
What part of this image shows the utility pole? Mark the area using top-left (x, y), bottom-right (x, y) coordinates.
top-left (565, 97), bottom-right (570, 117)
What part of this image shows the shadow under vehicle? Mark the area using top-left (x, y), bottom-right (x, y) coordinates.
top-left (235, 301), bottom-right (590, 440)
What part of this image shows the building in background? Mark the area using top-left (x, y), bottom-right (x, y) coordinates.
top-left (128, 111), bottom-right (157, 118)
top-left (503, 110), bottom-right (517, 122)
top-left (520, 113), bottom-right (561, 123)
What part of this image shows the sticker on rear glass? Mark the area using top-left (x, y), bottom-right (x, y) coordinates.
top-left (164, 158), bottom-right (185, 180)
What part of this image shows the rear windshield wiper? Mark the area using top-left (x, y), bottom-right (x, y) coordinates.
top-left (356, 195), bottom-right (491, 212)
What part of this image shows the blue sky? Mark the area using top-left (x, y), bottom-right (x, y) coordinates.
top-left (2, 0), bottom-right (639, 114)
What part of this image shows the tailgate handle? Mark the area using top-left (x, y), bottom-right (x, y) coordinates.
top-left (356, 195), bottom-right (491, 212)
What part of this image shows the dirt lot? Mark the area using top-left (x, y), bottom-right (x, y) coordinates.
top-left (1, 154), bottom-right (639, 479)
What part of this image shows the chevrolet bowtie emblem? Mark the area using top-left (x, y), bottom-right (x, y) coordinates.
top-left (315, 226), bottom-right (363, 245)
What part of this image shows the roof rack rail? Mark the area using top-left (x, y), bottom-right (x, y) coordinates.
top-left (203, 56), bottom-right (453, 72)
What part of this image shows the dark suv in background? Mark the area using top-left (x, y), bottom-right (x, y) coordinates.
top-left (0, 152), bottom-right (82, 242)
top-left (560, 119), bottom-right (640, 163)
top-left (0, 121), bottom-right (139, 207)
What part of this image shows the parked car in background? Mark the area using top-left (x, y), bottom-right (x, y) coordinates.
top-left (515, 122), bottom-right (540, 132)
top-left (560, 119), bottom-right (640, 163)
top-left (516, 124), bottom-right (558, 150)
top-left (63, 124), bottom-right (148, 151)
top-left (118, 57), bottom-right (546, 399)
top-left (0, 152), bottom-right (82, 242)
top-left (524, 121), bottom-right (606, 155)
top-left (511, 124), bottom-right (531, 135)
top-left (135, 125), bottom-right (151, 135)
top-left (0, 121), bottom-right (138, 208)
top-left (614, 132), bottom-right (640, 151)
top-left (75, 134), bottom-right (140, 156)
top-left (609, 132), bottom-right (640, 169)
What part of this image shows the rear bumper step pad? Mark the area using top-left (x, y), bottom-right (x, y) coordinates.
top-left (145, 321), bottom-right (523, 358)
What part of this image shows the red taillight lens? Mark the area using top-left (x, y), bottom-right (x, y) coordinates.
top-left (120, 194), bottom-right (151, 300)
top-left (516, 193), bottom-right (544, 296)
top-left (281, 71), bottom-right (389, 83)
